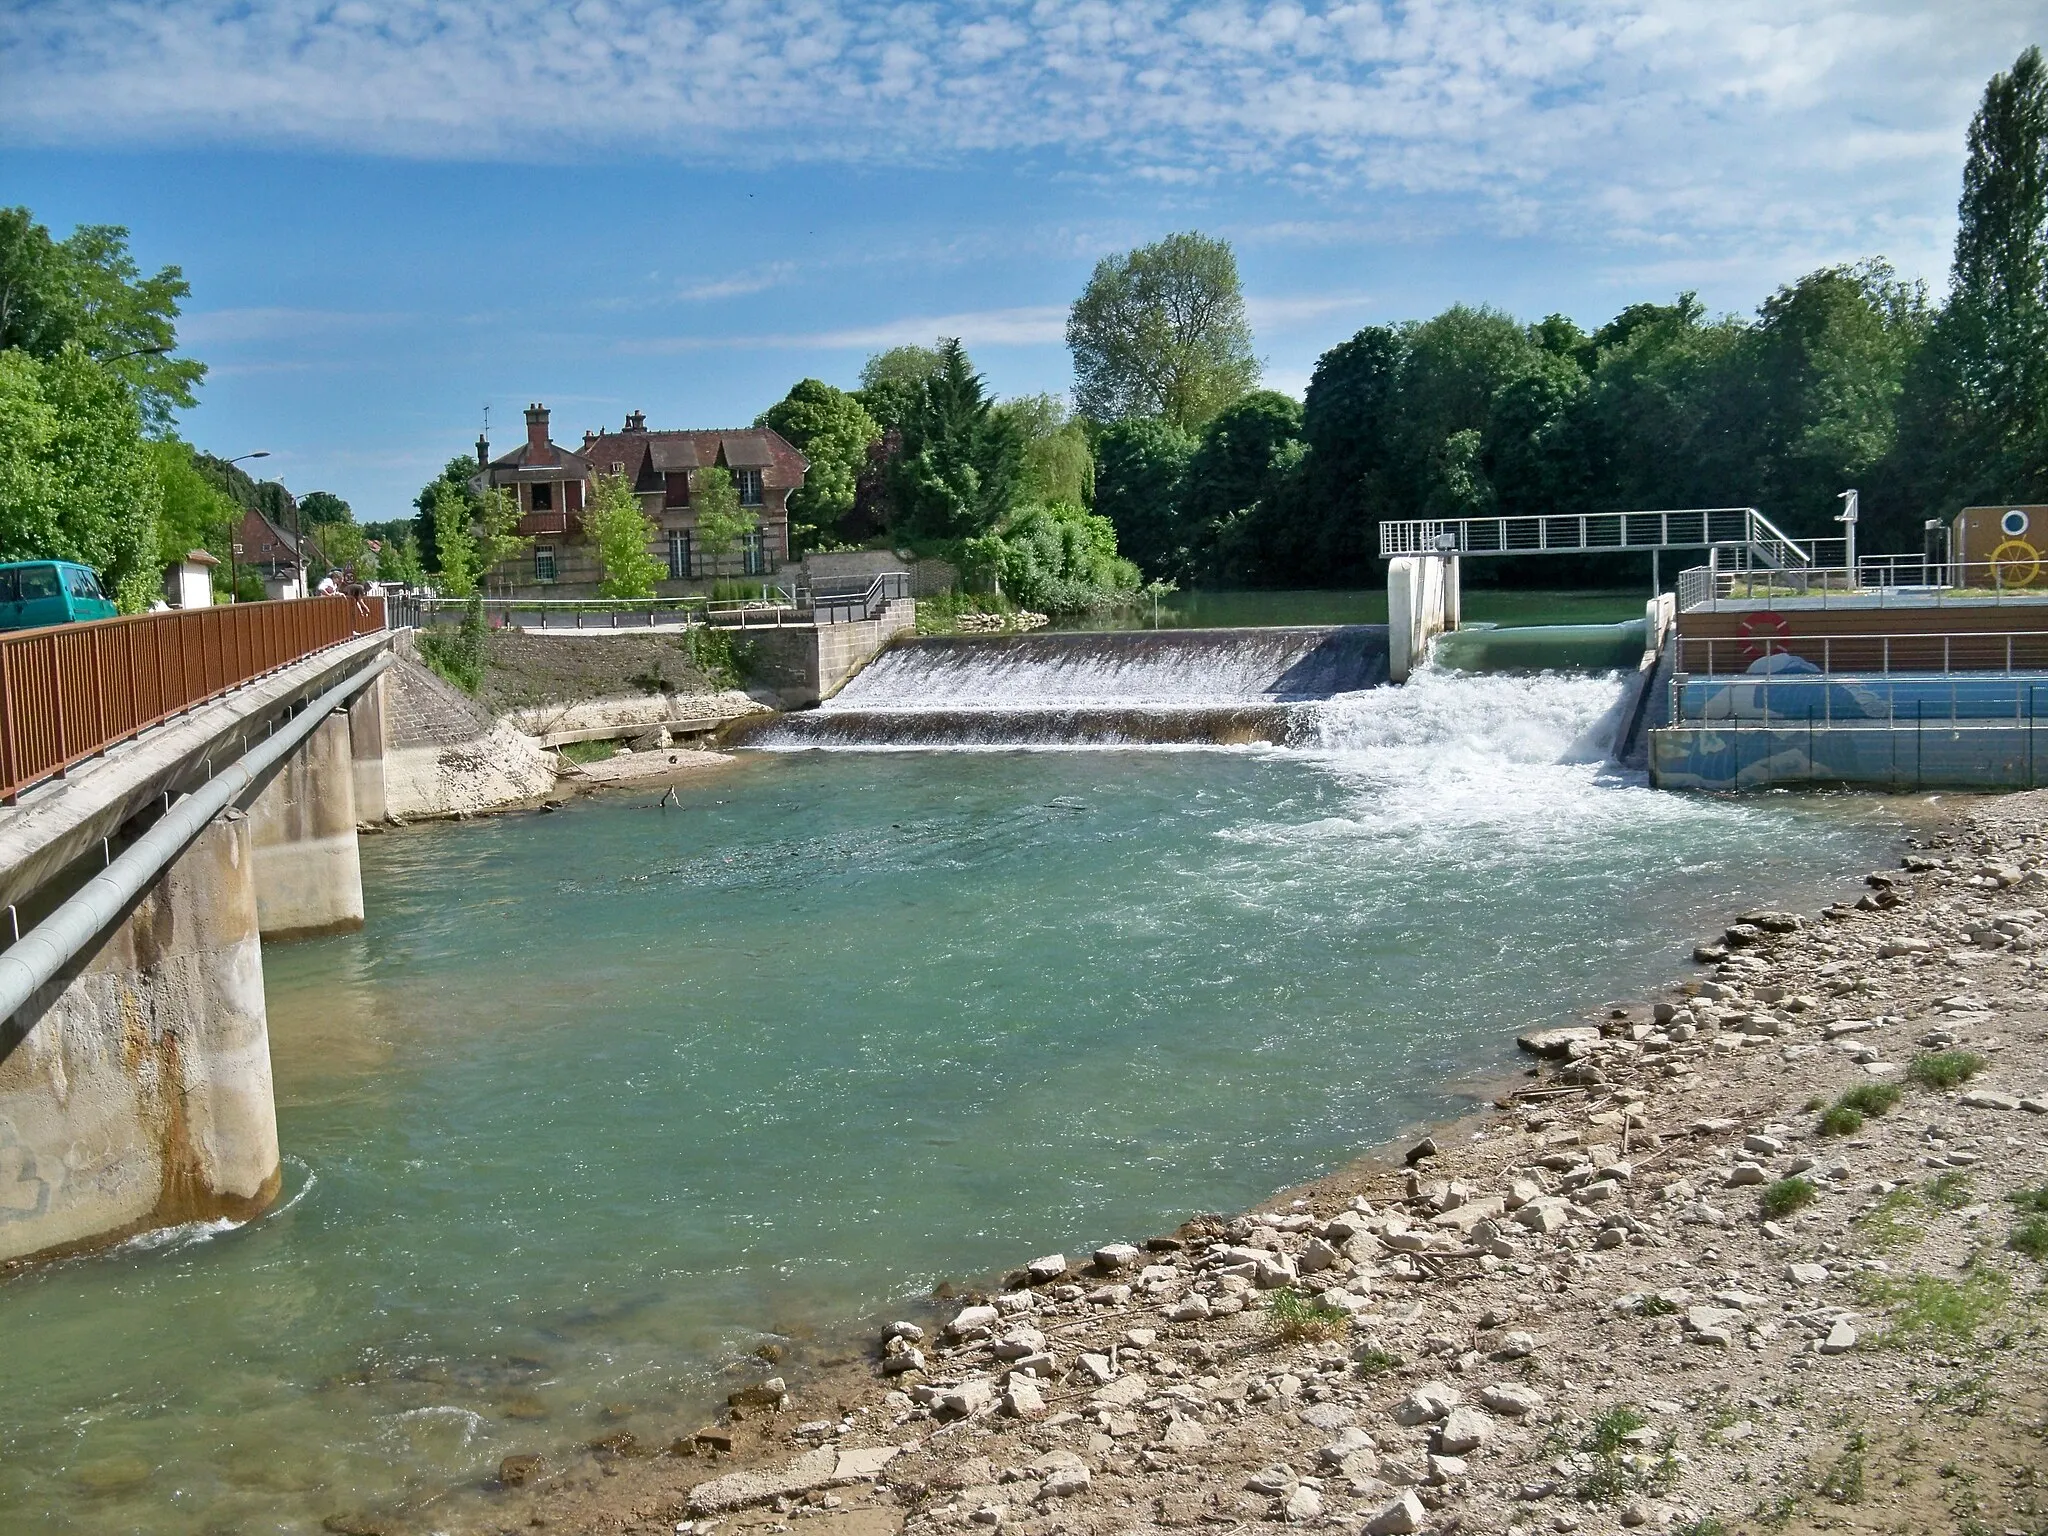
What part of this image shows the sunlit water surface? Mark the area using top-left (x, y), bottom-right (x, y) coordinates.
top-left (0, 674), bottom-right (1905, 1533)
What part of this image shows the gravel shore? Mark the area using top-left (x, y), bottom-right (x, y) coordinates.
top-left (463, 792), bottom-right (2048, 1536)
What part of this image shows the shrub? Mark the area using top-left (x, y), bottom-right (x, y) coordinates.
top-left (417, 593), bottom-right (487, 692)
top-left (2011, 1216), bottom-right (2048, 1262)
top-left (1269, 1288), bottom-right (1349, 1343)
top-left (1838, 1082), bottom-right (1903, 1116)
top-left (1761, 1177), bottom-right (1819, 1220)
top-left (1818, 1104), bottom-right (1864, 1136)
top-left (1925, 1171), bottom-right (1975, 1210)
top-left (1908, 1051), bottom-right (1987, 1090)
top-left (1350, 1345), bottom-right (1399, 1376)
top-left (2007, 1185), bottom-right (2048, 1214)
top-left (1861, 1271), bottom-right (2009, 1346)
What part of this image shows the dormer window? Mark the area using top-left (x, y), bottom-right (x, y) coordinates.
top-left (734, 468), bottom-right (763, 506)
top-left (612, 462), bottom-right (625, 475)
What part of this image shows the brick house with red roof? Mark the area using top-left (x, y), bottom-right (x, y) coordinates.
top-left (477, 404), bottom-right (807, 594)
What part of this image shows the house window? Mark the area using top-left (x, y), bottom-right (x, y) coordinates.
top-left (741, 529), bottom-right (765, 575)
top-left (665, 472), bottom-right (691, 507)
top-left (535, 547), bottom-right (557, 583)
top-left (668, 530), bottom-right (691, 581)
top-left (611, 461), bottom-right (626, 475)
top-left (734, 468), bottom-right (763, 506)
top-left (531, 481), bottom-right (553, 511)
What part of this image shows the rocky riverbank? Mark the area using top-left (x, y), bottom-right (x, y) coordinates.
top-left (461, 793), bottom-right (2048, 1536)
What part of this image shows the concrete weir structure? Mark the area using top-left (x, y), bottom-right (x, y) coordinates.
top-left (0, 628), bottom-right (394, 1267)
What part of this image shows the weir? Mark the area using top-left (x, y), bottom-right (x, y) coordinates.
top-left (745, 626), bottom-right (1391, 748)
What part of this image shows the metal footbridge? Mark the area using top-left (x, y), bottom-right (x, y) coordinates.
top-left (1379, 507), bottom-right (1821, 576)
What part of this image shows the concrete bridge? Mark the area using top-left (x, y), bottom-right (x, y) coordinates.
top-left (0, 599), bottom-right (394, 1266)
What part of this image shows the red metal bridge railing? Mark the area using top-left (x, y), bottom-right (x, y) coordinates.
top-left (0, 595), bottom-right (386, 805)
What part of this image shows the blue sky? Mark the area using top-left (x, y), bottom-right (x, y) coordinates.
top-left (1, 1), bottom-right (2040, 521)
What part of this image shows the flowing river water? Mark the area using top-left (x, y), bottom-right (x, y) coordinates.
top-left (0, 663), bottom-right (1910, 1534)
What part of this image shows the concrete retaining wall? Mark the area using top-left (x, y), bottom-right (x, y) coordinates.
top-left (247, 714), bottom-right (364, 939)
top-left (740, 601), bottom-right (917, 707)
top-left (0, 814), bottom-right (280, 1266)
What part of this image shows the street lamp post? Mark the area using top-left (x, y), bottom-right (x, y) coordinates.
top-left (221, 452), bottom-right (270, 602)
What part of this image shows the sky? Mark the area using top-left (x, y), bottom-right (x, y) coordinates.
top-left (1, 1), bottom-right (2041, 521)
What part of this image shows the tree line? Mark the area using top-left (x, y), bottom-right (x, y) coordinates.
top-left (733, 47), bottom-right (2048, 603)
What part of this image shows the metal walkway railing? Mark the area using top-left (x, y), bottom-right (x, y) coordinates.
top-left (402, 572), bottom-right (913, 632)
top-left (1380, 507), bottom-right (1820, 568)
top-left (0, 595), bottom-right (388, 804)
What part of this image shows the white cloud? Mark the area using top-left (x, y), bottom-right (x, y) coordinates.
top-left (623, 304), bottom-right (1071, 353)
top-left (1, 1), bottom-right (2032, 274)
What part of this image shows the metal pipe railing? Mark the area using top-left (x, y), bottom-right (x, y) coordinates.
top-left (0, 654), bottom-right (392, 1024)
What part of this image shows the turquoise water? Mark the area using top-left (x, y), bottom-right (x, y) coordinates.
top-left (0, 680), bottom-right (1904, 1533)
top-left (1058, 588), bottom-right (1652, 630)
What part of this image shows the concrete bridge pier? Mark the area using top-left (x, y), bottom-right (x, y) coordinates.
top-left (0, 813), bottom-right (280, 1266)
top-left (248, 712), bottom-right (364, 940)
top-left (348, 672), bottom-right (388, 826)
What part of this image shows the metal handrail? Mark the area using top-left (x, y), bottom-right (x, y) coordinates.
top-left (0, 595), bottom-right (386, 805)
top-left (1678, 628), bottom-right (2048, 678)
top-left (1378, 507), bottom-right (1816, 564)
top-left (406, 572), bottom-right (912, 630)
top-left (1675, 558), bottom-right (2048, 613)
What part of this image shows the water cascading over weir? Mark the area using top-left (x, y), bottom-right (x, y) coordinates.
top-left (736, 627), bottom-right (1392, 748)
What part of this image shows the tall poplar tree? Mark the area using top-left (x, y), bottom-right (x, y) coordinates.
top-left (1900, 45), bottom-right (2048, 509)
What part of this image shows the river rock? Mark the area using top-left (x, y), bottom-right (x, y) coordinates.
top-left (1365, 1490), bottom-right (1427, 1534)
top-left (1318, 1427), bottom-right (1376, 1467)
top-left (1283, 1485), bottom-right (1324, 1522)
top-left (1025, 1254), bottom-right (1068, 1283)
top-left (1092, 1373), bottom-right (1150, 1408)
top-left (1392, 1382), bottom-right (1460, 1425)
top-left (1074, 1353), bottom-right (1116, 1386)
top-left (1036, 1453), bottom-right (1090, 1499)
top-left (1820, 1321), bottom-right (1859, 1354)
top-left (1960, 1089), bottom-right (2021, 1110)
top-left (1480, 1382), bottom-right (1545, 1416)
top-left (946, 1305), bottom-right (1001, 1340)
top-left (1518, 1026), bottom-right (1600, 1058)
top-left (728, 1377), bottom-right (788, 1408)
top-left (1787, 1262), bottom-right (1831, 1286)
top-left (1001, 1379), bottom-right (1046, 1418)
top-left (1434, 1406), bottom-right (1492, 1455)
top-left (498, 1454), bottom-right (545, 1487)
top-left (1094, 1243), bottom-right (1141, 1270)
top-left (882, 1346), bottom-right (925, 1375)
top-left (688, 1446), bottom-right (840, 1514)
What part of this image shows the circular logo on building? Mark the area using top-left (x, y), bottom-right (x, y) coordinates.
top-left (1991, 538), bottom-right (2041, 587)
top-left (2004, 508), bottom-right (2031, 537)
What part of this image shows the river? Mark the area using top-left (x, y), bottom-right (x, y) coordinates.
top-left (0, 667), bottom-right (1905, 1534)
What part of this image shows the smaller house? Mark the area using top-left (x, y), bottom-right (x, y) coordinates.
top-left (234, 505), bottom-right (303, 597)
top-left (162, 549), bottom-right (218, 608)
top-left (476, 405), bottom-right (807, 596)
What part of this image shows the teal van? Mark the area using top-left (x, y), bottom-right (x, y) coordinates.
top-left (0, 561), bottom-right (119, 631)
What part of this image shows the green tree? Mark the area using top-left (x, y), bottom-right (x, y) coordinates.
top-left (757, 378), bottom-right (880, 551)
top-left (149, 438), bottom-right (239, 586)
top-left (297, 489), bottom-right (353, 524)
top-left (998, 393), bottom-right (1095, 507)
top-left (375, 531), bottom-right (425, 587)
top-left (965, 501), bottom-right (1140, 613)
top-left (430, 480), bottom-right (479, 596)
top-left (1900, 45), bottom-right (2048, 512)
top-left (886, 339), bottom-right (1024, 541)
top-left (691, 464), bottom-right (758, 572)
top-left (0, 208), bottom-right (205, 432)
top-left (475, 485), bottom-right (529, 584)
top-left (855, 344), bottom-right (944, 432)
top-left (1068, 232), bottom-right (1259, 431)
top-left (586, 471), bottom-right (663, 597)
top-left (1177, 391), bottom-right (1306, 584)
top-left (0, 344), bottom-right (162, 609)
top-left (1092, 418), bottom-right (1196, 581)
top-left (411, 454), bottom-right (484, 574)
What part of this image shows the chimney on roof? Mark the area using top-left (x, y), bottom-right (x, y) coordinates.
top-left (476, 431), bottom-right (490, 471)
top-left (582, 429), bottom-right (596, 448)
top-left (525, 403), bottom-right (551, 461)
top-left (624, 410), bottom-right (646, 433)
